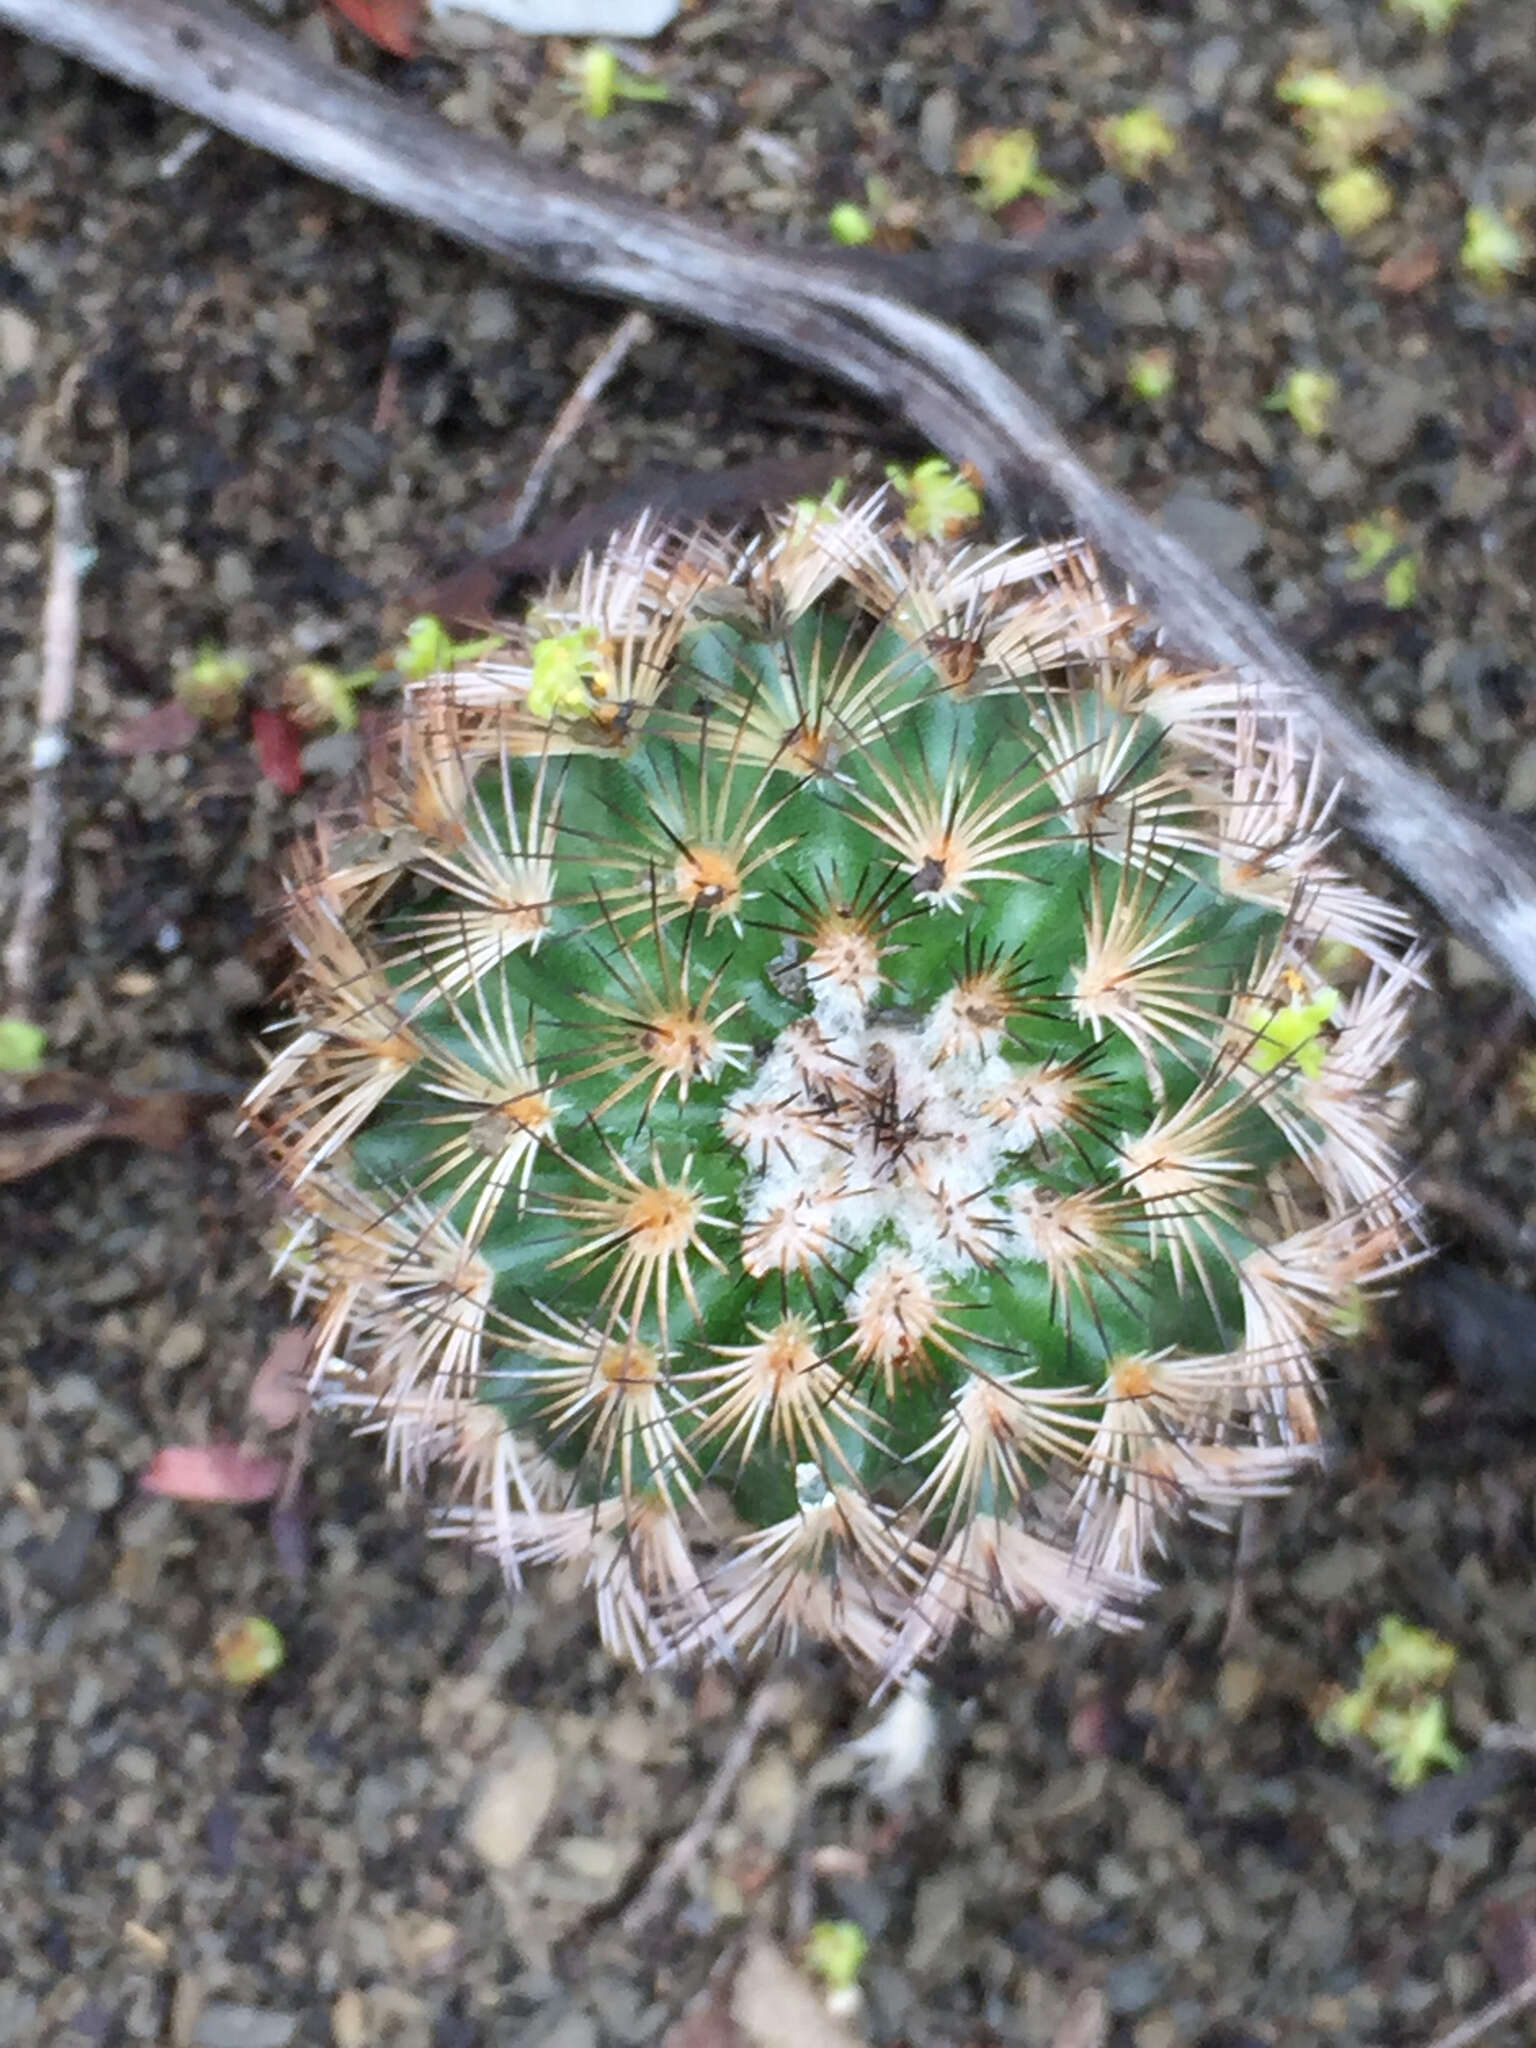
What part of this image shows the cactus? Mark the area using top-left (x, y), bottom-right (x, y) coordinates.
top-left (246, 476), bottom-right (1424, 1678)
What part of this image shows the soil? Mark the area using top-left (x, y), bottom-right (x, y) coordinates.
top-left (3, 2), bottom-right (1536, 2044)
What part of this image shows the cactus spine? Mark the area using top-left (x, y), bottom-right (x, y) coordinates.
top-left (247, 476), bottom-right (1423, 1678)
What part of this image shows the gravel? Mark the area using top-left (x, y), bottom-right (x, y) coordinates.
top-left (3, 1), bottom-right (1536, 2042)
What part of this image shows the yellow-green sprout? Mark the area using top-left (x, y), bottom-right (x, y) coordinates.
top-left (1277, 70), bottom-right (1401, 169)
top-left (175, 644), bottom-right (251, 724)
top-left (1265, 369), bottom-right (1339, 440)
top-left (285, 661), bottom-right (379, 733)
top-left (568, 44), bottom-right (670, 122)
top-left (1098, 108), bottom-right (1179, 179)
top-left (526, 627), bottom-right (605, 720)
top-left (1345, 514), bottom-right (1418, 609)
top-left (214, 1615), bottom-right (287, 1687)
top-left (804, 1920), bottom-right (868, 2010)
top-left (1461, 206), bottom-right (1530, 291)
top-left (1327, 1286), bottom-right (1373, 1341)
top-left (0, 1016), bottom-right (46, 1073)
top-left (1318, 165), bottom-right (1394, 236)
top-left (1319, 1616), bottom-right (1462, 1789)
top-left (396, 616), bottom-right (506, 683)
top-left (1126, 348), bottom-right (1176, 405)
top-left (1388, 0), bottom-right (1466, 29)
top-left (1362, 1613), bottom-right (1459, 1691)
top-left (959, 128), bottom-right (1058, 209)
top-left (1244, 984), bottom-right (1341, 1080)
top-left (828, 202), bottom-right (876, 247)
top-left (885, 456), bottom-right (983, 540)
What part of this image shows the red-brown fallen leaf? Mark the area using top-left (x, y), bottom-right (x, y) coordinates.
top-left (105, 699), bottom-right (201, 756)
top-left (327, 0), bottom-right (420, 56)
top-left (247, 1327), bottom-right (312, 1432)
top-left (251, 707), bottom-right (305, 794)
top-left (0, 1070), bottom-right (215, 1183)
top-left (142, 1444), bottom-right (288, 1504)
top-left (1376, 240), bottom-right (1441, 294)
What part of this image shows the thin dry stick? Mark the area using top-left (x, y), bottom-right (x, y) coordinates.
top-left (1422, 1967), bottom-right (1536, 2048)
top-left (620, 1677), bottom-right (792, 1938)
top-left (4, 467), bottom-right (86, 1019)
top-left (7, 0), bottom-right (1536, 1006)
top-left (499, 309), bottom-right (653, 548)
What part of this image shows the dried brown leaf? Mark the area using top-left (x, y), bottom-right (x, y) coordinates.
top-left (0, 1071), bottom-right (214, 1183)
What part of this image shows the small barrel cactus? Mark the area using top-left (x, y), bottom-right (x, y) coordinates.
top-left (247, 470), bottom-right (1424, 1678)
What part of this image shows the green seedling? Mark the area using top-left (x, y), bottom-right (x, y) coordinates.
top-left (1345, 513), bottom-right (1418, 609)
top-left (1126, 348), bottom-right (1177, 405)
top-left (396, 616), bottom-right (506, 683)
top-left (959, 128), bottom-right (1058, 210)
top-left (0, 1017), bottom-right (46, 1073)
top-left (1319, 1616), bottom-right (1462, 1787)
top-left (1097, 108), bottom-right (1179, 179)
top-left (1277, 70), bottom-right (1402, 170)
top-left (1265, 369), bottom-right (1339, 439)
top-left (567, 44), bottom-right (670, 122)
top-left (1317, 165), bottom-right (1394, 236)
top-left (1461, 206), bottom-right (1530, 291)
top-left (174, 645), bottom-right (251, 725)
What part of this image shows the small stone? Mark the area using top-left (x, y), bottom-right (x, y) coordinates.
top-left (1217, 1658), bottom-right (1264, 1720)
top-left (81, 1264), bottom-right (142, 1308)
top-left (212, 958), bottom-right (266, 1011)
top-left (1503, 739), bottom-right (1536, 813)
top-left (1292, 1540), bottom-right (1381, 1604)
top-left (1134, 2019), bottom-right (1180, 2048)
top-left (1444, 939), bottom-right (1502, 991)
top-left (0, 307), bottom-right (39, 378)
top-left (83, 1456), bottom-right (124, 1512)
top-left (191, 2006), bottom-right (299, 2048)
top-left (553, 1833), bottom-right (639, 1892)
top-left (298, 730), bottom-right (362, 779)
top-left (21, 1509), bottom-right (98, 1600)
top-left (157, 1321), bottom-right (207, 1372)
top-left (734, 1745), bottom-right (800, 1852)
top-left (1103, 1959), bottom-right (1168, 2018)
top-left (527, 2013), bottom-right (597, 2048)
top-left (1040, 1872), bottom-right (1096, 1928)
top-left (917, 86), bottom-right (959, 174)
top-left (330, 1990), bottom-right (367, 2048)
top-left (214, 551), bottom-right (255, 603)
top-left (465, 285), bottom-right (520, 344)
top-left (47, 1372), bottom-right (100, 1415)
top-left (905, 1870), bottom-right (965, 1972)
top-left (464, 1713), bottom-right (558, 1872)
top-left (1157, 486), bottom-right (1263, 576)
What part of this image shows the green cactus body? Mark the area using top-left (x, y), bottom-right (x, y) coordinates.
top-left (248, 484), bottom-right (1424, 1676)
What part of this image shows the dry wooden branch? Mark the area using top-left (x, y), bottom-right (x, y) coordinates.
top-left (3, 466), bottom-right (85, 1018)
top-left (5, 0), bottom-right (1536, 1003)
top-left (499, 308), bottom-right (653, 547)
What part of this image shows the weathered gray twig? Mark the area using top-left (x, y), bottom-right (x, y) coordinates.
top-left (501, 308), bottom-right (654, 548)
top-left (1421, 1966), bottom-right (1536, 2048)
top-left (619, 1676), bottom-right (792, 1938)
top-left (3, 466), bottom-right (86, 1018)
top-left (4, 0), bottom-right (1536, 1002)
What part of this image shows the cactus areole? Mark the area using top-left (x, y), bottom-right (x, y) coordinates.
top-left (248, 479), bottom-right (1423, 1678)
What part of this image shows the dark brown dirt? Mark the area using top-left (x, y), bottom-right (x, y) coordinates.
top-left (3, 3), bottom-right (1536, 2044)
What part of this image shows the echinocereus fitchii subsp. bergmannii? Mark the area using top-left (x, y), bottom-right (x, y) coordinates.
top-left (245, 472), bottom-right (1425, 1678)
